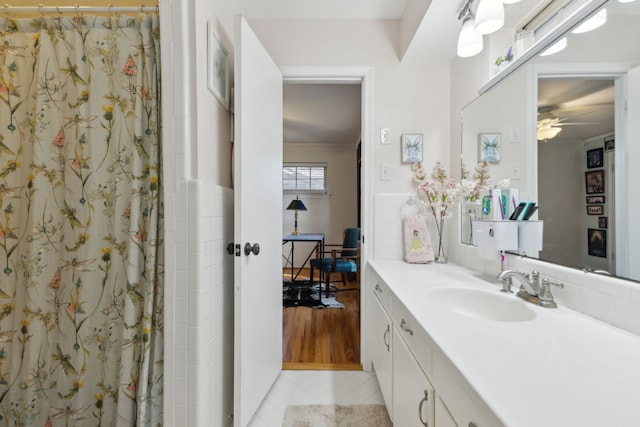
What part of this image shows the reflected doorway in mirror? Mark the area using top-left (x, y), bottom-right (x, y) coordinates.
top-left (479, 133), bottom-right (501, 162)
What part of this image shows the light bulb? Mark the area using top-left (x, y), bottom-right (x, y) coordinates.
top-left (475, 0), bottom-right (505, 35)
top-left (457, 18), bottom-right (484, 57)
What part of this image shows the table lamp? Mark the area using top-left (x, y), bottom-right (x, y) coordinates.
top-left (286, 196), bottom-right (307, 235)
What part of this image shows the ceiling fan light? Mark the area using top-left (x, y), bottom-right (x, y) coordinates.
top-left (474, 0), bottom-right (505, 35)
top-left (540, 37), bottom-right (567, 56)
top-left (572, 9), bottom-right (607, 34)
top-left (502, 0), bottom-right (522, 3)
top-left (537, 126), bottom-right (562, 141)
top-left (457, 18), bottom-right (484, 57)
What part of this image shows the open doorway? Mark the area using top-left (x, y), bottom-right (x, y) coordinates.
top-left (281, 81), bottom-right (363, 370)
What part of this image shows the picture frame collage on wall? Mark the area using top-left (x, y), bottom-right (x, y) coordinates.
top-left (585, 145), bottom-right (607, 257)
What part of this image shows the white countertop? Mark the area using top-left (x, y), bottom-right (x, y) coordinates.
top-left (369, 259), bottom-right (640, 427)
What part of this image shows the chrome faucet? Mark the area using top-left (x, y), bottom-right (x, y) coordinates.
top-left (497, 270), bottom-right (563, 308)
top-left (497, 269), bottom-right (540, 295)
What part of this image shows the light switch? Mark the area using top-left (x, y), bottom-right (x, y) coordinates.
top-left (380, 163), bottom-right (391, 181)
top-left (509, 126), bottom-right (520, 143)
top-left (511, 163), bottom-right (521, 180)
top-left (380, 128), bottom-right (391, 144)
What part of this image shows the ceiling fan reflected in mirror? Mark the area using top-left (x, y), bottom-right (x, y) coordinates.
top-left (536, 105), bottom-right (593, 142)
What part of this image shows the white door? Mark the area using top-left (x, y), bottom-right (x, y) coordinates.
top-left (233, 15), bottom-right (283, 427)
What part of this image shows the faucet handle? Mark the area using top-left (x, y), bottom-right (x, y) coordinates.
top-left (538, 278), bottom-right (560, 308)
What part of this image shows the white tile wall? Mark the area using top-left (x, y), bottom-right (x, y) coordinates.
top-left (168, 180), bottom-right (234, 427)
top-left (373, 193), bottom-right (411, 260)
top-left (509, 256), bottom-right (640, 336)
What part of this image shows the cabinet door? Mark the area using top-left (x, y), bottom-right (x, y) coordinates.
top-left (370, 293), bottom-right (393, 414)
top-left (393, 328), bottom-right (434, 427)
top-left (435, 396), bottom-right (458, 427)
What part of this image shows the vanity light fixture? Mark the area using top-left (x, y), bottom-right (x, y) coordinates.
top-left (572, 8), bottom-right (607, 33)
top-left (501, 0), bottom-right (522, 3)
top-left (457, 7), bottom-right (484, 57)
top-left (617, 0), bottom-right (637, 3)
top-left (539, 36), bottom-right (567, 56)
top-left (475, 0), bottom-right (505, 35)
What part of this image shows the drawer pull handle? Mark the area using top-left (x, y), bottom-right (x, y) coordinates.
top-left (418, 390), bottom-right (429, 426)
top-left (400, 319), bottom-right (414, 336)
top-left (383, 325), bottom-right (390, 351)
top-left (375, 283), bottom-right (383, 293)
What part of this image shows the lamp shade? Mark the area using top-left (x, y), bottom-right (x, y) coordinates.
top-left (457, 17), bottom-right (484, 57)
top-left (286, 198), bottom-right (307, 211)
top-left (474, 0), bottom-right (505, 35)
top-left (501, 0), bottom-right (522, 3)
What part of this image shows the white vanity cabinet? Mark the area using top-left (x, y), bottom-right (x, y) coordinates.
top-left (367, 264), bottom-right (500, 427)
top-left (370, 283), bottom-right (393, 414)
top-left (392, 327), bottom-right (434, 426)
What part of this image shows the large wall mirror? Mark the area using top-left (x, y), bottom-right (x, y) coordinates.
top-left (461, 0), bottom-right (640, 282)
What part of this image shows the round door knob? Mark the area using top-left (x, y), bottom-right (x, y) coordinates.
top-left (244, 243), bottom-right (260, 256)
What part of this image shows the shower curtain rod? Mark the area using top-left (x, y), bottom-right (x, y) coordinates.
top-left (2, 5), bottom-right (158, 14)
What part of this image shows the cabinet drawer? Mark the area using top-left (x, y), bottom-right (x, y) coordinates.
top-left (392, 297), bottom-right (433, 377)
top-left (371, 274), bottom-right (392, 312)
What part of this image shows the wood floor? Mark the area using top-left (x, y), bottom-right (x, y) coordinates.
top-left (282, 268), bottom-right (361, 370)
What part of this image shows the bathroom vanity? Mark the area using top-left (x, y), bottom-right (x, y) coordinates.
top-left (367, 260), bottom-right (640, 426)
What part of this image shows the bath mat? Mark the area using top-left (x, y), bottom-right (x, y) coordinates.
top-left (282, 404), bottom-right (391, 427)
top-left (282, 282), bottom-right (344, 309)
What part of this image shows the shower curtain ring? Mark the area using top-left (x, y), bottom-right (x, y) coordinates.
top-left (3, 4), bottom-right (9, 17)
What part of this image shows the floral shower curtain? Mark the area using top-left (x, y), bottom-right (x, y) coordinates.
top-left (0, 12), bottom-right (162, 426)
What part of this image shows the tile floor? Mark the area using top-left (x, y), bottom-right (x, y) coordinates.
top-left (248, 370), bottom-right (386, 427)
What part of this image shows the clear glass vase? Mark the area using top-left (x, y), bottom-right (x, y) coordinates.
top-left (430, 215), bottom-right (448, 264)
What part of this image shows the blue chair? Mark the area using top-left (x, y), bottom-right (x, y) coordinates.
top-left (310, 228), bottom-right (361, 298)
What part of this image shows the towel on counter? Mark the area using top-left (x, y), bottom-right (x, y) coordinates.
top-left (403, 214), bottom-right (434, 264)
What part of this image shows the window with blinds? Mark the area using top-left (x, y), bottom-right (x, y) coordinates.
top-left (283, 163), bottom-right (327, 194)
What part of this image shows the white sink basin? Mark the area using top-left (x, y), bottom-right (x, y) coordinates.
top-left (426, 287), bottom-right (536, 322)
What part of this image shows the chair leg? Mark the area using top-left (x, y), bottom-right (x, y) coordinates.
top-left (325, 272), bottom-right (331, 298)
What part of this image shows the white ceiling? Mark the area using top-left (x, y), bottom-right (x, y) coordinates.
top-left (238, 0), bottom-right (409, 20)
top-left (283, 83), bottom-right (362, 144)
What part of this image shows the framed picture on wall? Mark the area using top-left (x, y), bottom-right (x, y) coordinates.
top-left (604, 136), bottom-right (615, 152)
top-left (207, 21), bottom-right (229, 109)
top-left (479, 133), bottom-right (501, 162)
top-left (588, 228), bottom-right (606, 258)
top-left (585, 170), bottom-right (604, 194)
top-left (586, 205), bottom-right (604, 215)
top-left (586, 195), bottom-right (605, 204)
top-left (586, 147), bottom-right (604, 168)
top-left (598, 216), bottom-right (608, 229)
top-left (401, 134), bottom-right (423, 163)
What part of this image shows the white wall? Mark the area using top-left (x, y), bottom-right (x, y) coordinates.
top-left (538, 141), bottom-right (584, 268)
top-left (283, 143), bottom-right (358, 265)
top-left (249, 19), bottom-right (452, 196)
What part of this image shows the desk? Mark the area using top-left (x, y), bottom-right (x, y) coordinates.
top-left (282, 233), bottom-right (324, 284)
